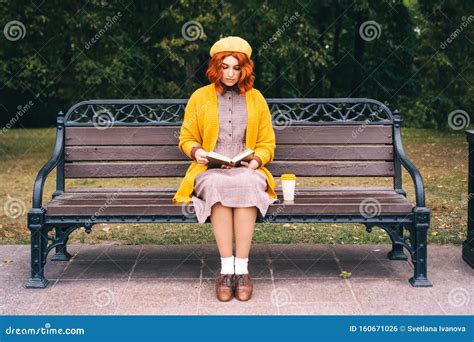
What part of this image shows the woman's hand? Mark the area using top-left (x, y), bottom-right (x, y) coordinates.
top-left (195, 148), bottom-right (209, 165)
top-left (240, 159), bottom-right (259, 170)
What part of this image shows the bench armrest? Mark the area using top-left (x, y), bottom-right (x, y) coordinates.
top-left (393, 113), bottom-right (425, 208)
top-left (32, 113), bottom-right (65, 208)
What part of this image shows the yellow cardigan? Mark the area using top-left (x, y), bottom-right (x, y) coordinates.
top-left (172, 83), bottom-right (278, 203)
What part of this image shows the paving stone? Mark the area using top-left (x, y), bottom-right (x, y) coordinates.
top-left (0, 243), bottom-right (471, 315)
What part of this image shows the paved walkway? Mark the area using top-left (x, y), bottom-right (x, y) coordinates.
top-left (0, 243), bottom-right (472, 315)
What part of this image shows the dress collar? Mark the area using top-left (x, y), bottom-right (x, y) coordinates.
top-left (221, 83), bottom-right (238, 95)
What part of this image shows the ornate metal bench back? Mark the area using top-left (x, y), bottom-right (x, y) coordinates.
top-left (65, 98), bottom-right (394, 126)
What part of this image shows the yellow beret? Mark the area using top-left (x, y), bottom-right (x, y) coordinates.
top-left (209, 36), bottom-right (252, 58)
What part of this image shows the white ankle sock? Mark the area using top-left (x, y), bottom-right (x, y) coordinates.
top-left (220, 256), bottom-right (235, 274)
top-left (234, 257), bottom-right (249, 274)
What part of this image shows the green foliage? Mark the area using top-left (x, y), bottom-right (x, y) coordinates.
top-left (0, 0), bottom-right (472, 129)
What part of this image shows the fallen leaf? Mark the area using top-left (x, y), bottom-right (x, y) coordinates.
top-left (339, 271), bottom-right (352, 279)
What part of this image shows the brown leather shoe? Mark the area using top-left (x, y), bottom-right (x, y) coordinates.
top-left (216, 273), bottom-right (234, 302)
top-left (234, 273), bottom-right (253, 301)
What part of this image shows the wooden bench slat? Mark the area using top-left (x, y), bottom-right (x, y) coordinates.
top-left (64, 186), bottom-right (395, 193)
top-left (65, 125), bottom-right (393, 146)
top-left (57, 192), bottom-right (402, 200)
top-left (47, 187), bottom-right (413, 216)
top-left (266, 202), bottom-right (413, 215)
top-left (65, 127), bottom-right (178, 146)
top-left (276, 125), bottom-right (393, 144)
top-left (65, 145), bottom-right (394, 161)
top-left (275, 146), bottom-right (393, 160)
top-left (64, 162), bottom-right (187, 178)
top-left (49, 196), bottom-right (410, 205)
top-left (64, 161), bottom-right (395, 178)
top-left (45, 201), bottom-right (413, 216)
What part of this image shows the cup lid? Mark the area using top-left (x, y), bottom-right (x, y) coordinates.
top-left (281, 173), bottom-right (296, 180)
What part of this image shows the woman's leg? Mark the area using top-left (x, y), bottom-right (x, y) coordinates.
top-left (210, 202), bottom-right (234, 257)
top-left (233, 207), bottom-right (257, 259)
top-left (233, 206), bottom-right (256, 301)
top-left (211, 202), bottom-right (235, 301)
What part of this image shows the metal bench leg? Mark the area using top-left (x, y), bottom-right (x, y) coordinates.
top-left (25, 225), bottom-right (50, 289)
top-left (51, 226), bottom-right (72, 261)
top-left (409, 208), bottom-right (432, 287)
top-left (387, 225), bottom-right (408, 260)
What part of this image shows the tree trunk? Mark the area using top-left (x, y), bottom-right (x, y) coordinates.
top-left (329, 1), bottom-right (342, 97)
top-left (351, 12), bottom-right (367, 96)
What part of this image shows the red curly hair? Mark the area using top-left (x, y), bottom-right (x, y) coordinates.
top-left (205, 51), bottom-right (255, 95)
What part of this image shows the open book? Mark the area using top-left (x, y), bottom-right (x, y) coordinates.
top-left (206, 148), bottom-right (255, 168)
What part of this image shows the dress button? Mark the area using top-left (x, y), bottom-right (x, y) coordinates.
top-left (229, 134), bottom-right (231, 136)
top-left (228, 120), bottom-right (231, 123)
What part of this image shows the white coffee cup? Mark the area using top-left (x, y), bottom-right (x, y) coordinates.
top-left (280, 174), bottom-right (296, 202)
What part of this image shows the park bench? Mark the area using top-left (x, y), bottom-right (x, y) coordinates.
top-left (26, 98), bottom-right (431, 288)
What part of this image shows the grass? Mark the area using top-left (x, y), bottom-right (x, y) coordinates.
top-left (0, 127), bottom-right (468, 246)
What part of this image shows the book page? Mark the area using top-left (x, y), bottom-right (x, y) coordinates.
top-left (206, 149), bottom-right (254, 168)
top-left (231, 149), bottom-right (254, 165)
top-left (206, 151), bottom-right (232, 163)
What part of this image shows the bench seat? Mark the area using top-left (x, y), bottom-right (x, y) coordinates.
top-left (44, 186), bottom-right (414, 217)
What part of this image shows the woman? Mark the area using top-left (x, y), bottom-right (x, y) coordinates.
top-left (172, 36), bottom-right (278, 302)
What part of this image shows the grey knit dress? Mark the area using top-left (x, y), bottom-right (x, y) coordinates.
top-left (191, 88), bottom-right (278, 224)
